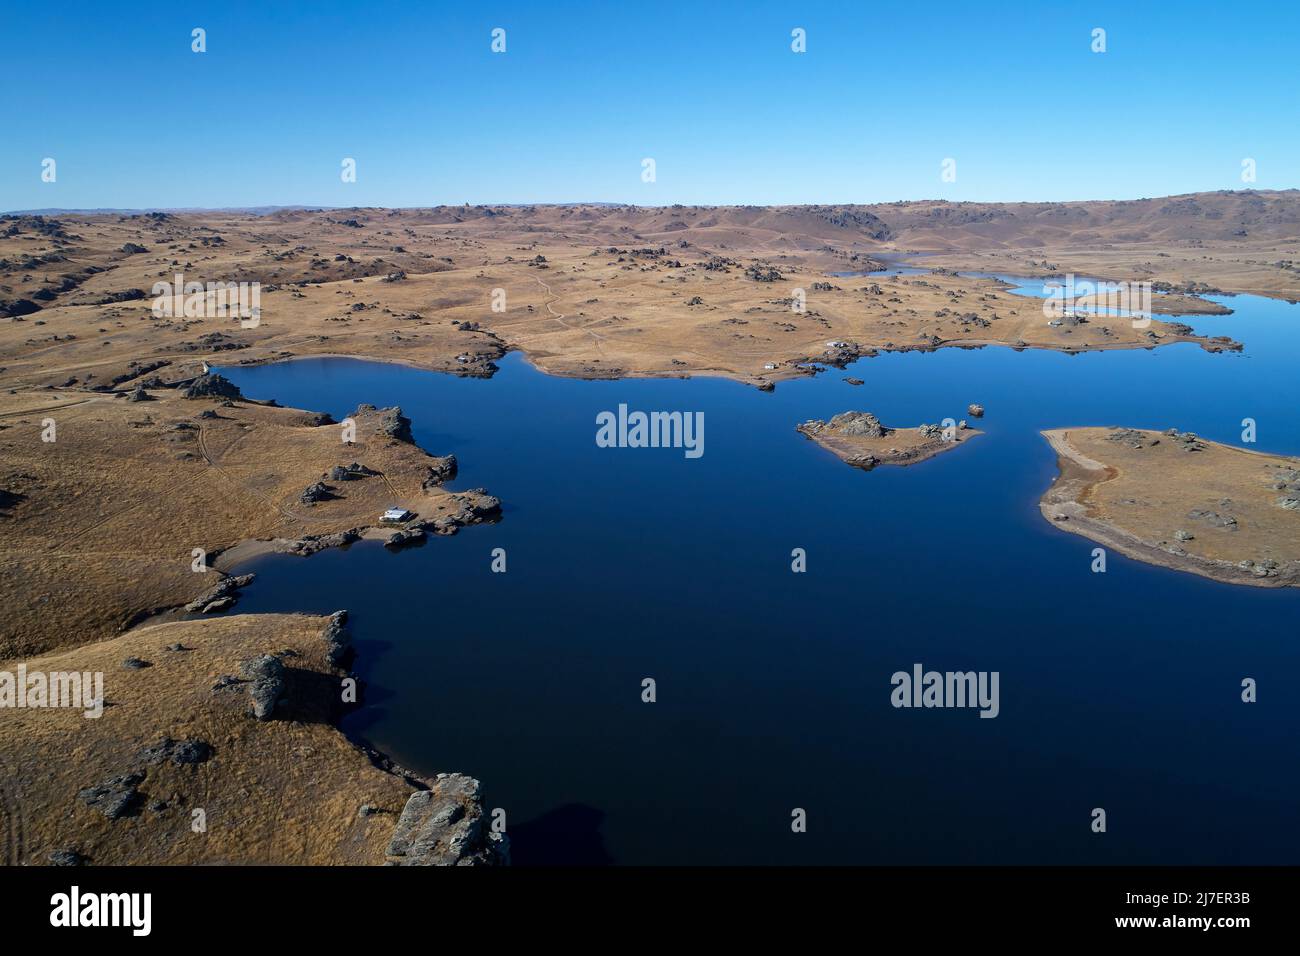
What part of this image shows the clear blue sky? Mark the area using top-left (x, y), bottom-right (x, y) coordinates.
top-left (2, 0), bottom-right (1296, 210)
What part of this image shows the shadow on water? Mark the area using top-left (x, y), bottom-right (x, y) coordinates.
top-left (509, 805), bottom-right (615, 866)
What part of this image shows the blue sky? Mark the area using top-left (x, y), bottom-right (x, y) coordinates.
top-left (2, 0), bottom-right (1296, 210)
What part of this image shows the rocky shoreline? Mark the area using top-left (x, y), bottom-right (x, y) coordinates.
top-left (1, 609), bottom-right (509, 866)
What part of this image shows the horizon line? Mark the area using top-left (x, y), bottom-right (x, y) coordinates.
top-left (6, 187), bottom-right (1300, 217)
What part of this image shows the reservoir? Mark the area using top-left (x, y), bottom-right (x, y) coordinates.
top-left (218, 282), bottom-right (1300, 865)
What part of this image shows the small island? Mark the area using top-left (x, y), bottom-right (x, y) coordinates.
top-left (797, 410), bottom-right (981, 470)
top-left (1040, 427), bottom-right (1300, 586)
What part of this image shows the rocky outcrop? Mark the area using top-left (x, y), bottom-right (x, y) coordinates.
top-left (326, 462), bottom-right (379, 481)
top-left (182, 373), bottom-right (243, 401)
top-left (277, 529), bottom-right (363, 556)
top-left (385, 774), bottom-right (509, 866)
top-left (798, 411), bottom-right (979, 471)
top-left (352, 404), bottom-right (414, 443)
top-left (321, 610), bottom-right (350, 667)
top-left (825, 410), bottom-right (890, 438)
top-left (240, 654), bottom-right (287, 720)
top-left (139, 737), bottom-right (213, 767)
top-left (299, 481), bottom-right (337, 504)
top-left (184, 573), bottom-right (255, 613)
top-left (421, 455), bottom-right (458, 490)
top-left (384, 528), bottom-right (426, 549)
top-left (77, 772), bottom-right (146, 820)
top-left (418, 489), bottom-right (502, 536)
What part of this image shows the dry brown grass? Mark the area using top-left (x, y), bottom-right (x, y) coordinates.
top-left (5, 195), bottom-right (1285, 397)
top-left (0, 612), bottom-right (419, 866)
top-left (0, 389), bottom-right (474, 657)
top-left (1041, 427), bottom-right (1300, 586)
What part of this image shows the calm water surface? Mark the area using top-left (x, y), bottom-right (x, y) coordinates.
top-left (219, 284), bottom-right (1300, 865)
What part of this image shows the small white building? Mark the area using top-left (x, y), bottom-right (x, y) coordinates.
top-left (381, 507), bottom-right (413, 523)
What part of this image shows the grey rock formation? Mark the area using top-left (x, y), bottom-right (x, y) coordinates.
top-left (140, 736), bottom-right (213, 767)
top-left (182, 373), bottom-right (243, 401)
top-left (299, 481), bottom-right (336, 504)
top-left (326, 462), bottom-right (379, 481)
top-left (78, 772), bottom-right (146, 820)
top-left (278, 529), bottom-right (362, 556)
top-left (385, 528), bottom-right (426, 548)
top-left (240, 654), bottom-right (286, 720)
top-left (321, 610), bottom-right (350, 667)
top-left (184, 573), bottom-right (254, 613)
top-left (826, 411), bottom-right (890, 438)
top-left (421, 455), bottom-right (458, 490)
top-left (48, 849), bottom-right (89, 866)
top-left (385, 774), bottom-right (510, 866)
top-left (352, 404), bottom-right (414, 443)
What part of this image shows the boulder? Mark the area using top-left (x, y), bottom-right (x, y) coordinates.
top-left (240, 654), bottom-right (286, 720)
top-left (299, 481), bottom-right (337, 504)
top-left (182, 373), bottom-right (243, 401)
top-left (184, 573), bottom-right (254, 613)
top-left (321, 610), bottom-right (350, 667)
top-left (77, 772), bottom-right (146, 820)
top-left (140, 737), bottom-right (213, 767)
top-left (352, 404), bottom-right (414, 443)
top-left (385, 774), bottom-right (510, 866)
top-left (827, 411), bottom-right (889, 438)
top-left (421, 455), bottom-right (458, 490)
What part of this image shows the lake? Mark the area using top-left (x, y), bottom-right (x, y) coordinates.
top-left (219, 281), bottom-right (1300, 865)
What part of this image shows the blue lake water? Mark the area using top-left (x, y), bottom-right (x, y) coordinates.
top-left (219, 286), bottom-right (1300, 865)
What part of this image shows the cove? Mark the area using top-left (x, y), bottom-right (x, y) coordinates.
top-left (216, 286), bottom-right (1300, 865)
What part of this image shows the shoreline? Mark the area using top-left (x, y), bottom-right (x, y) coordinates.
top-left (1039, 428), bottom-right (1300, 588)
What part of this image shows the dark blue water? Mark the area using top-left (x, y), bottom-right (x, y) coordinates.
top-left (219, 288), bottom-right (1300, 865)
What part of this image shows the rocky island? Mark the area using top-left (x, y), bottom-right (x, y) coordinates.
top-left (797, 410), bottom-right (981, 470)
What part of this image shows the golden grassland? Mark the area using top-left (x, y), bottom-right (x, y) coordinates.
top-left (0, 612), bottom-right (419, 866)
top-left (1041, 427), bottom-right (1300, 587)
top-left (2, 191), bottom-right (1298, 864)
top-left (0, 389), bottom-right (477, 658)
top-left (8, 193), bottom-right (1294, 396)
